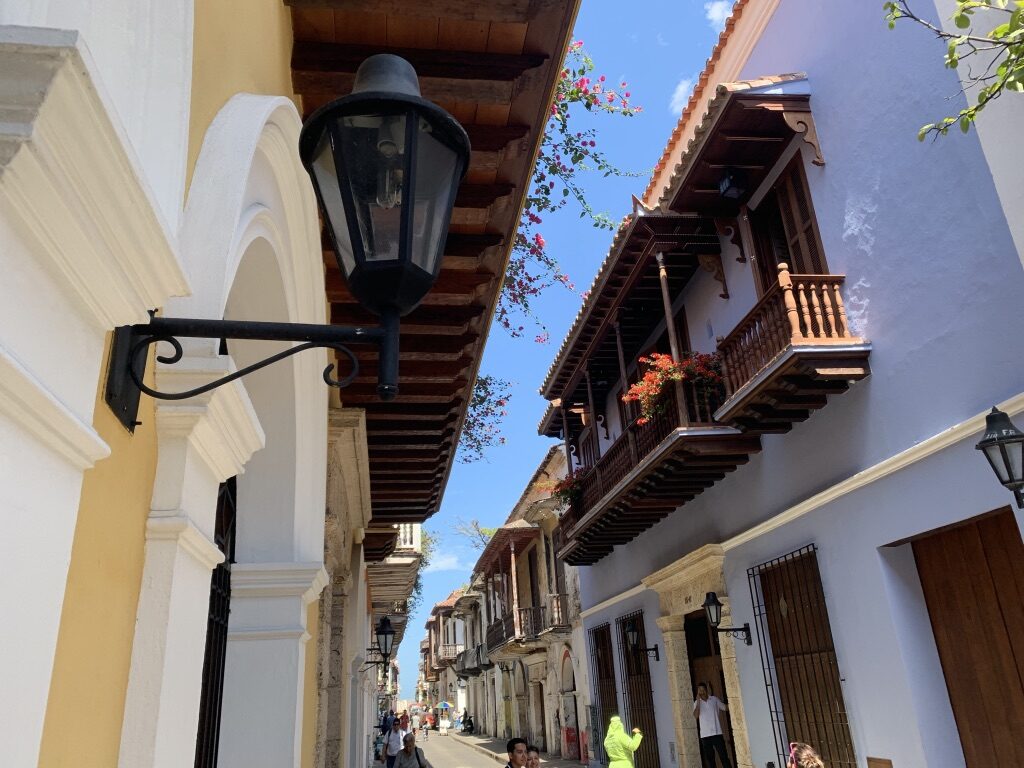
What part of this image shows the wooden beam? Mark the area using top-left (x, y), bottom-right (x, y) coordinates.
top-left (325, 267), bottom-right (494, 306)
top-left (464, 124), bottom-right (531, 152)
top-left (292, 42), bottom-right (547, 82)
top-left (285, 0), bottom-right (560, 23)
top-left (293, 70), bottom-right (518, 105)
top-left (331, 304), bottom-right (484, 333)
top-left (455, 183), bottom-right (515, 208)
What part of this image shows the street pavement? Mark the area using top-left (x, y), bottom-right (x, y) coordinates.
top-left (418, 731), bottom-right (581, 768)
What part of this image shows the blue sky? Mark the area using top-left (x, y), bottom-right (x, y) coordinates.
top-left (398, 0), bottom-right (731, 699)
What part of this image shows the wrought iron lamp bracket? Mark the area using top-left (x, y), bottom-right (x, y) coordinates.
top-left (105, 312), bottom-right (399, 432)
top-left (636, 644), bottom-right (660, 662)
top-left (714, 623), bottom-right (753, 646)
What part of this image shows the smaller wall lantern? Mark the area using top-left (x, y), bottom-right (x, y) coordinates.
top-left (976, 407), bottom-right (1024, 509)
top-left (702, 592), bottom-right (752, 646)
top-left (624, 618), bottom-right (659, 661)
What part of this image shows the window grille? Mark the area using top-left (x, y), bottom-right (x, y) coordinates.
top-left (747, 544), bottom-right (855, 767)
top-left (194, 477), bottom-right (237, 768)
top-left (588, 623), bottom-right (617, 765)
top-left (615, 611), bottom-right (661, 768)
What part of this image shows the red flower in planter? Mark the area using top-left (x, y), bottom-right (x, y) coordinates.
top-left (621, 352), bottom-right (722, 424)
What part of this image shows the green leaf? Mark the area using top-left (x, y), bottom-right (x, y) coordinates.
top-left (954, 12), bottom-right (971, 27)
top-left (959, 114), bottom-right (971, 132)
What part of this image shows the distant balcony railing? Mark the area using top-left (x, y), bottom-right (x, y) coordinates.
top-left (438, 643), bottom-right (463, 661)
top-left (547, 593), bottom-right (571, 627)
top-left (518, 606), bottom-right (543, 638)
top-left (561, 380), bottom-right (724, 530)
top-left (717, 264), bottom-right (854, 398)
top-left (486, 619), bottom-right (506, 651)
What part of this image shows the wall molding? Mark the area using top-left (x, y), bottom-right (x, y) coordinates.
top-left (0, 26), bottom-right (188, 329)
top-left (231, 562), bottom-right (329, 602)
top-left (145, 511), bottom-right (224, 570)
top-left (723, 392), bottom-right (1024, 551)
top-left (578, 582), bottom-right (647, 621)
top-left (0, 343), bottom-right (108, 469)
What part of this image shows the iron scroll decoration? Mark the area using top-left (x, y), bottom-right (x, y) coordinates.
top-left (127, 330), bottom-right (360, 400)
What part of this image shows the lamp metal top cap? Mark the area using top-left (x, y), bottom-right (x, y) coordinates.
top-left (352, 54), bottom-right (422, 98)
top-left (978, 407), bottom-right (1024, 447)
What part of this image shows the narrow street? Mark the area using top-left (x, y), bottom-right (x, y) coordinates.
top-left (419, 732), bottom-right (579, 768)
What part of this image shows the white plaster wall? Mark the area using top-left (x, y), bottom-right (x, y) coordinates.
top-left (932, 0), bottom-right (1024, 269)
top-left (575, 1), bottom-right (1024, 763)
top-left (0, 1), bottom-right (193, 229)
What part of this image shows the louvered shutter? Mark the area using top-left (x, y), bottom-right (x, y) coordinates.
top-left (776, 157), bottom-right (827, 274)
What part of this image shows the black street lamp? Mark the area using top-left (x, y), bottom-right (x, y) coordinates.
top-left (376, 615), bottom-right (397, 662)
top-left (702, 592), bottom-right (752, 646)
top-left (105, 54), bottom-right (470, 431)
top-left (624, 618), bottom-right (659, 661)
top-left (976, 407), bottom-right (1024, 509)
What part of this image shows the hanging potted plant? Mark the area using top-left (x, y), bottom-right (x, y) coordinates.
top-left (622, 351), bottom-right (722, 425)
top-left (545, 473), bottom-right (586, 510)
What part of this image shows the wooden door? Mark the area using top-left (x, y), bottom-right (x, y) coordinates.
top-left (912, 508), bottom-right (1024, 767)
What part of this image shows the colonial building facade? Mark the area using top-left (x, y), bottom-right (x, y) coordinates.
top-left (539, 3), bottom-right (1024, 768)
top-left (0, 0), bottom-right (577, 765)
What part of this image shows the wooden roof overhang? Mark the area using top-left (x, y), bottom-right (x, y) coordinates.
top-left (538, 213), bottom-right (722, 439)
top-left (474, 520), bottom-right (539, 575)
top-left (286, 0), bottom-right (581, 559)
top-left (657, 75), bottom-right (822, 215)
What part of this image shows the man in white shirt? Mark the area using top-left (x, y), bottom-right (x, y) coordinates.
top-left (384, 720), bottom-right (406, 768)
top-left (693, 683), bottom-right (731, 768)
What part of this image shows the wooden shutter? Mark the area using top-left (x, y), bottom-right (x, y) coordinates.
top-left (775, 157), bottom-right (827, 275)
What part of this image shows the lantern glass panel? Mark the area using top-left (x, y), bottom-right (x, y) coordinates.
top-left (411, 120), bottom-right (461, 274)
top-left (336, 111), bottom-right (409, 263)
top-left (312, 132), bottom-right (356, 276)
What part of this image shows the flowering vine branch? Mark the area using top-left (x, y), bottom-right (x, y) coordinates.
top-left (457, 374), bottom-right (512, 463)
top-left (622, 352), bottom-right (723, 424)
top-left (495, 40), bottom-right (643, 340)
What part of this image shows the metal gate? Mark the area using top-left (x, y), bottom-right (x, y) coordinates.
top-left (615, 611), bottom-right (660, 768)
top-left (194, 477), bottom-right (237, 768)
top-left (747, 544), bottom-right (855, 767)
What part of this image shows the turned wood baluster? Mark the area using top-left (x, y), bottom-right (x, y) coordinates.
top-left (778, 263), bottom-right (803, 343)
top-left (796, 281), bottom-right (813, 339)
top-left (808, 282), bottom-right (825, 339)
top-left (820, 283), bottom-right (838, 338)
top-left (717, 335), bottom-right (731, 398)
top-left (833, 282), bottom-right (849, 337)
top-left (773, 298), bottom-right (788, 354)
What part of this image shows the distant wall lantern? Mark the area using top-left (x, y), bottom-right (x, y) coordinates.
top-left (718, 168), bottom-right (747, 200)
top-left (702, 592), bottom-right (752, 646)
top-left (624, 618), bottom-right (659, 661)
top-left (105, 54), bottom-right (470, 430)
top-left (976, 407), bottom-right (1024, 509)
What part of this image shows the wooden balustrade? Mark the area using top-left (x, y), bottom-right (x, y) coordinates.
top-left (559, 376), bottom-right (726, 530)
top-left (547, 593), bottom-right (570, 627)
top-left (485, 619), bottom-right (506, 651)
top-left (518, 606), bottom-right (543, 638)
top-left (718, 263), bottom-right (855, 397)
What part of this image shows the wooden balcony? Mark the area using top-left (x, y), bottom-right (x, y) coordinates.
top-left (715, 264), bottom-right (871, 433)
top-left (437, 643), bottom-right (464, 664)
top-left (455, 646), bottom-right (481, 677)
top-left (557, 384), bottom-right (761, 565)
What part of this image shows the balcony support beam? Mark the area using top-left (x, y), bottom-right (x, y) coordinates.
top-left (560, 404), bottom-right (574, 474)
top-left (656, 252), bottom-right (690, 427)
top-left (585, 368), bottom-right (602, 461)
top-left (510, 542), bottom-right (521, 637)
top-left (614, 317), bottom-right (639, 465)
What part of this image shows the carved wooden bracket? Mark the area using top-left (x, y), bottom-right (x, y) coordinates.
top-left (698, 253), bottom-right (729, 299)
top-left (714, 217), bottom-right (746, 262)
top-left (782, 108), bottom-right (824, 166)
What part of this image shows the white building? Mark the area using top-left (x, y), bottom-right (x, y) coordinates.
top-left (538, 3), bottom-right (1024, 768)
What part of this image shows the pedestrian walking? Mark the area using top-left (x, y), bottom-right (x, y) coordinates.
top-left (400, 710), bottom-right (410, 731)
top-left (604, 716), bottom-right (642, 768)
top-left (393, 732), bottom-right (434, 768)
top-left (693, 683), bottom-right (731, 768)
top-left (787, 742), bottom-right (824, 768)
top-left (383, 719), bottom-right (406, 768)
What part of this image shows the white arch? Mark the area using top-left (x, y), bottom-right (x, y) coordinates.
top-left (119, 95), bottom-right (328, 768)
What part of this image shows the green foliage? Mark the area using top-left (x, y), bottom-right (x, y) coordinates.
top-left (407, 528), bottom-right (437, 617)
top-left (452, 518), bottom-right (496, 550)
top-left (884, 1), bottom-right (1024, 138)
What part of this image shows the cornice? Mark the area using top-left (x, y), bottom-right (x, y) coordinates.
top-left (231, 562), bottom-right (329, 602)
top-left (0, 343), bottom-right (108, 469)
top-left (154, 351), bottom-right (265, 482)
top-left (0, 26), bottom-right (188, 329)
top-left (328, 407), bottom-right (372, 529)
top-left (145, 511), bottom-right (224, 570)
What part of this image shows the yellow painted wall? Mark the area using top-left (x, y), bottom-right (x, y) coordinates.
top-left (187, 0), bottom-right (297, 189)
top-left (38, 338), bottom-right (158, 767)
top-left (301, 600), bottom-right (320, 768)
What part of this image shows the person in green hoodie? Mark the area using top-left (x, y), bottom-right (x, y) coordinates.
top-left (603, 716), bottom-right (643, 768)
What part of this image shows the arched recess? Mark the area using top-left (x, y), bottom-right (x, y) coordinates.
top-left (173, 93), bottom-right (328, 565)
top-left (561, 650), bottom-right (576, 693)
top-left (119, 94), bottom-right (329, 768)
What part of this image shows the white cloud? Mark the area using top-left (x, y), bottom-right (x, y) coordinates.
top-left (704, 0), bottom-right (732, 30)
top-left (669, 76), bottom-right (695, 114)
top-left (656, 32), bottom-right (669, 47)
top-left (424, 553), bottom-right (469, 573)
